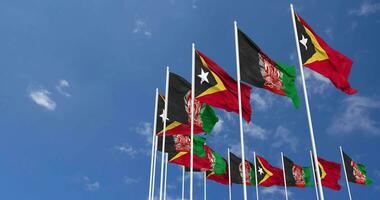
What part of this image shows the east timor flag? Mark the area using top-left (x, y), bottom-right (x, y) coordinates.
top-left (283, 156), bottom-right (312, 188)
top-left (194, 50), bottom-right (252, 122)
top-left (237, 29), bottom-right (300, 108)
top-left (255, 155), bottom-right (284, 187)
top-left (318, 157), bottom-right (341, 190)
top-left (294, 13), bottom-right (357, 94)
top-left (342, 151), bottom-right (372, 185)
top-left (229, 152), bottom-right (255, 185)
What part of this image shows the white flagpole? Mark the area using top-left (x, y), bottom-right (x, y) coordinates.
top-left (190, 43), bottom-right (195, 200)
top-left (228, 148), bottom-right (232, 200)
top-left (253, 151), bottom-right (259, 200)
top-left (204, 171), bottom-right (207, 200)
top-left (233, 20), bottom-right (248, 200)
top-left (310, 150), bottom-right (320, 200)
top-left (159, 67), bottom-right (170, 200)
top-left (281, 152), bottom-right (289, 200)
top-left (164, 153), bottom-right (168, 200)
top-left (182, 166), bottom-right (185, 200)
top-left (290, 4), bottom-right (325, 200)
top-left (340, 146), bottom-right (353, 200)
top-left (148, 89), bottom-right (159, 200)
top-left (151, 135), bottom-right (158, 200)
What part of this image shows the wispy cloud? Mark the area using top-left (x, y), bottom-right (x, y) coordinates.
top-left (251, 91), bottom-right (275, 111)
top-left (29, 88), bottom-right (56, 111)
top-left (191, 0), bottom-right (198, 9)
top-left (114, 143), bottom-right (138, 158)
top-left (136, 122), bottom-right (153, 143)
top-left (324, 28), bottom-right (333, 39)
top-left (83, 176), bottom-right (100, 191)
top-left (244, 122), bottom-right (269, 140)
top-left (272, 126), bottom-right (298, 152)
top-left (213, 119), bottom-right (224, 134)
top-left (301, 69), bottom-right (330, 94)
top-left (56, 79), bottom-right (71, 97)
top-left (328, 96), bottom-right (380, 135)
top-left (261, 187), bottom-right (292, 198)
top-left (124, 177), bottom-right (141, 184)
top-left (350, 1), bottom-right (380, 16)
top-left (133, 19), bottom-right (152, 37)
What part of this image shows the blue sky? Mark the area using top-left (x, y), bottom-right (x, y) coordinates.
top-left (0, 0), bottom-right (379, 199)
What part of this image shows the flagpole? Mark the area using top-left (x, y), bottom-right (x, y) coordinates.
top-left (159, 67), bottom-right (170, 200)
top-left (204, 171), bottom-right (207, 200)
top-left (151, 135), bottom-right (158, 200)
top-left (164, 153), bottom-right (168, 200)
top-left (190, 43), bottom-right (195, 200)
top-left (310, 150), bottom-right (320, 200)
top-left (182, 166), bottom-right (185, 200)
top-left (290, 4), bottom-right (325, 200)
top-left (228, 148), bottom-right (232, 200)
top-left (281, 152), bottom-right (289, 200)
top-left (253, 151), bottom-right (259, 200)
top-left (148, 89), bottom-right (159, 200)
top-left (233, 20), bottom-right (248, 200)
top-left (340, 146), bottom-right (353, 200)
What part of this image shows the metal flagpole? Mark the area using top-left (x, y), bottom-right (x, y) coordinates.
top-left (148, 89), bottom-right (159, 200)
top-left (182, 166), bottom-right (185, 200)
top-left (281, 152), bottom-right (289, 200)
top-left (228, 148), bottom-right (232, 200)
top-left (204, 171), bottom-right (207, 200)
top-left (340, 146), bottom-right (353, 200)
top-left (190, 43), bottom-right (195, 200)
top-left (151, 135), bottom-right (158, 200)
top-left (253, 151), bottom-right (259, 200)
top-left (310, 150), bottom-right (320, 200)
top-left (159, 67), bottom-right (170, 200)
top-left (164, 153), bottom-right (168, 200)
top-left (233, 20), bottom-right (248, 200)
top-left (290, 4), bottom-right (325, 200)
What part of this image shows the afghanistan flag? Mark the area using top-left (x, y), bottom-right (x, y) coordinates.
top-left (156, 73), bottom-right (219, 135)
top-left (294, 13), bottom-right (357, 94)
top-left (194, 50), bottom-right (252, 122)
top-left (342, 151), bottom-right (372, 185)
top-left (207, 170), bottom-right (230, 185)
top-left (237, 29), bottom-right (300, 108)
top-left (229, 152), bottom-right (255, 185)
top-left (318, 157), bottom-right (341, 190)
top-left (283, 156), bottom-right (312, 187)
top-left (157, 135), bottom-right (206, 157)
top-left (169, 145), bottom-right (227, 175)
top-left (255, 155), bottom-right (284, 187)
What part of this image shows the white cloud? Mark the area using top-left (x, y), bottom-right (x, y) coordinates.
top-left (191, 0), bottom-right (198, 8)
top-left (213, 119), bottom-right (223, 134)
top-left (114, 143), bottom-right (138, 158)
top-left (301, 69), bottom-right (330, 94)
top-left (136, 122), bottom-right (153, 143)
top-left (328, 96), bottom-right (380, 135)
top-left (133, 19), bottom-right (152, 37)
top-left (56, 79), bottom-right (71, 97)
top-left (83, 176), bottom-right (100, 191)
top-left (350, 1), bottom-right (380, 16)
top-left (324, 28), bottom-right (333, 39)
top-left (251, 91), bottom-right (275, 111)
top-left (244, 122), bottom-right (269, 140)
top-left (29, 88), bottom-right (56, 111)
top-left (124, 177), bottom-right (141, 184)
top-left (271, 126), bottom-right (298, 152)
top-left (261, 187), bottom-right (292, 198)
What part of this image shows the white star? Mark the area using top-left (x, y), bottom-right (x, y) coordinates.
top-left (300, 34), bottom-right (308, 50)
top-left (159, 109), bottom-right (169, 122)
top-left (197, 68), bottom-right (209, 85)
top-left (258, 167), bottom-right (264, 175)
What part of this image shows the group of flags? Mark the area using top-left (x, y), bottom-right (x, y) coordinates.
top-left (149, 4), bottom-right (371, 200)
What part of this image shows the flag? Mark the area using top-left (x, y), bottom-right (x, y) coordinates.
top-left (194, 50), bottom-right (252, 122)
top-left (255, 155), bottom-right (284, 187)
top-left (237, 29), bottom-right (300, 108)
top-left (283, 156), bottom-right (312, 187)
top-left (156, 73), bottom-right (219, 135)
top-left (207, 171), bottom-right (230, 185)
top-left (169, 145), bottom-right (227, 175)
top-left (157, 135), bottom-right (206, 157)
top-left (229, 152), bottom-right (255, 185)
top-left (294, 13), bottom-right (357, 94)
top-left (342, 151), bottom-right (372, 185)
top-left (318, 157), bottom-right (341, 190)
